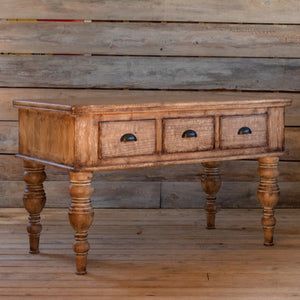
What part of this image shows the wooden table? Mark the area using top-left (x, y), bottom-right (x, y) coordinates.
top-left (13, 93), bottom-right (291, 275)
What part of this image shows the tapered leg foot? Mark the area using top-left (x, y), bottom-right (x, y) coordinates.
top-left (257, 157), bottom-right (280, 246)
top-left (201, 162), bottom-right (221, 229)
top-left (23, 160), bottom-right (46, 254)
top-left (68, 171), bottom-right (94, 275)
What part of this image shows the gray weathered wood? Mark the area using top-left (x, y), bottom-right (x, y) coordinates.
top-left (0, 180), bottom-right (299, 208)
top-left (0, 56), bottom-right (300, 90)
top-left (0, 181), bottom-right (160, 208)
top-left (1, 0), bottom-right (299, 23)
top-left (0, 122), bottom-right (18, 153)
top-left (161, 181), bottom-right (300, 208)
top-left (1, 22), bottom-right (300, 57)
top-left (283, 128), bottom-right (300, 161)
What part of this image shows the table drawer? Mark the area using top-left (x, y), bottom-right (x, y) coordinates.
top-left (220, 114), bottom-right (267, 149)
top-left (100, 120), bottom-right (156, 158)
top-left (163, 117), bottom-right (214, 153)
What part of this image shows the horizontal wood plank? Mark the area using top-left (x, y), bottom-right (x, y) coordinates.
top-left (0, 56), bottom-right (300, 90)
top-left (0, 181), bottom-right (160, 208)
top-left (161, 181), bottom-right (300, 208)
top-left (283, 127), bottom-right (300, 160)
top-left (0, 121), bottom-right (18, 153)
top-left (0, 180), bottom-right (299, 208)
top-left (1, 155), bottom-right (300, 182)
top-left (0, 0), bottom-right (300, 23)
top-left (1, 89), bottom-right (299, 126)
top-left (1, 22), bottom-right (300, 57)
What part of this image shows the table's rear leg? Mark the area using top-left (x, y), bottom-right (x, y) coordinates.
top-left (23, 160), bottom-right (46, 254)
top-left (257, 156), bottom-right (280, 246)
top-left (68, 171), bottom-right (94, 275)
top-left (201, 162), bottom-right (222, 229)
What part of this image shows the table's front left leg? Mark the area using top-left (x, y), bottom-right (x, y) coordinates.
top-left (257, 157), bottom-right (280, 246)
top-left (201, 162), bottom-right (222, 229)
top-left (23, 160), bottom-right (46, 254)
top-left (68, 171), bottom-right (94, 275)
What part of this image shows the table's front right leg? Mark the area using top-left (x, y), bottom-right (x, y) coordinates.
top-left (68, 171), bottom-right (94, 275)
top-left (257, 156), bottom-right (280, 246)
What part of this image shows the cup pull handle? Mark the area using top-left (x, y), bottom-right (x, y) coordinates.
top-left (238, 127), bottom-right (252, 135)
top-left (182, 129), bottom-right (197, 138)
top-left (120, 133), bottom-right (137, 142)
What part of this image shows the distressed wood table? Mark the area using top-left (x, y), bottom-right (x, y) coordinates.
top-left (13, 93), bottom-right (291, 275)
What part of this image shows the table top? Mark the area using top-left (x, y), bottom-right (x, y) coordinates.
top-left (13, 90), bottom-right (292, 114)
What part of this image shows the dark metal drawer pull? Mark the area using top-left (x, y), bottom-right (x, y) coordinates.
top-left (120, 133), bottom-right (137, 142)
top-left (182, 129), bottom-right (197, 138)
top-left (238, 127), bottom-right (252, 135)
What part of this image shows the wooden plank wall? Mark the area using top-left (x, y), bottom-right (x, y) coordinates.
top-left (0, 0), bottom-right (299, 208)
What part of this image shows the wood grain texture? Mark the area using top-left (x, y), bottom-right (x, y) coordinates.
top-left (1, 180), bottom-right (299, 208)
top-left (22, 160), bottom-right (46, 254)
top-left (257, 156), bottom-right (280, 246)
top-left (161, 181), bottom-right (300, 209)
top-left (201, 162), bottom-right (221, 229)
top-left (12, 99), bottom-right (285, 116)
top-left (0, 208), bottom-right (300, 298)
top-left (14, 97), bottom-right (289, 174)
top-left (163, 117), bottom-right (214, 153)
top-left (1, 55), bottom-right (300, 90)
top-left (282, 127), bottom-right (300, 161)
top-left (268, 107), bottom-right (285, 151)
top-left (68, 171), bottom-right (94, 274)
top-left (220, 114), bottom-right (267, 149)
top-left (74, 116), bottom-right (99, 168)
top-left (1, 89), bottom-right (299, 125)
top-left (0, 0), bottom-right (299, 23)
top-left (100, 120), bottom-right (156, 158)
top-left (0, 181), bottom-right (161, 208)
top-left (1, 21), bottom-right (300, 57)
top-left (19, 109), bottom-right (75, 165)
top-left (0, 121), bottom-right (18, 153)
top-left (0, 0), bottom-right (299, 213)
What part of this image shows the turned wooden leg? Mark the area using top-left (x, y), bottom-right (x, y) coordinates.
top-left (257, 157), bottom-right (280, 246)
top-left (23, 160), bottom-right (46, 254)
top-left (68, 171), bottom-right (94, 275)
top-left (201, 162), bottom-right (222, 229)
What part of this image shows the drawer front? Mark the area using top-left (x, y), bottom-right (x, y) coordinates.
top-left (220, 114), bottom-right (267, 149)
top-left (100, 120), bottom-right (156, 158)
top-left (163, 117), bottom-right (214, 153)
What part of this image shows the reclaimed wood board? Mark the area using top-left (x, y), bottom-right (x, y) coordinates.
top-left (1, 155), bottom-right (300, 182)
top-left (1, 0), bottom-right (300, 23)
top-left (0, 181), bottom-right (161, 208)
top-left (1, 155), bottom-right (300, 208)
top-left (0, 56), bottom-right (299, 90)
top-left (0, 122), bottom-right (18, 153)
top-left (0, 180), bottom-right (299, 208)
top-left (1, 22), bottom-right (300, 57)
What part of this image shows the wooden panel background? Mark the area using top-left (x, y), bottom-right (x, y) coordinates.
top-left (0, 0), bottom-right (299, 208)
